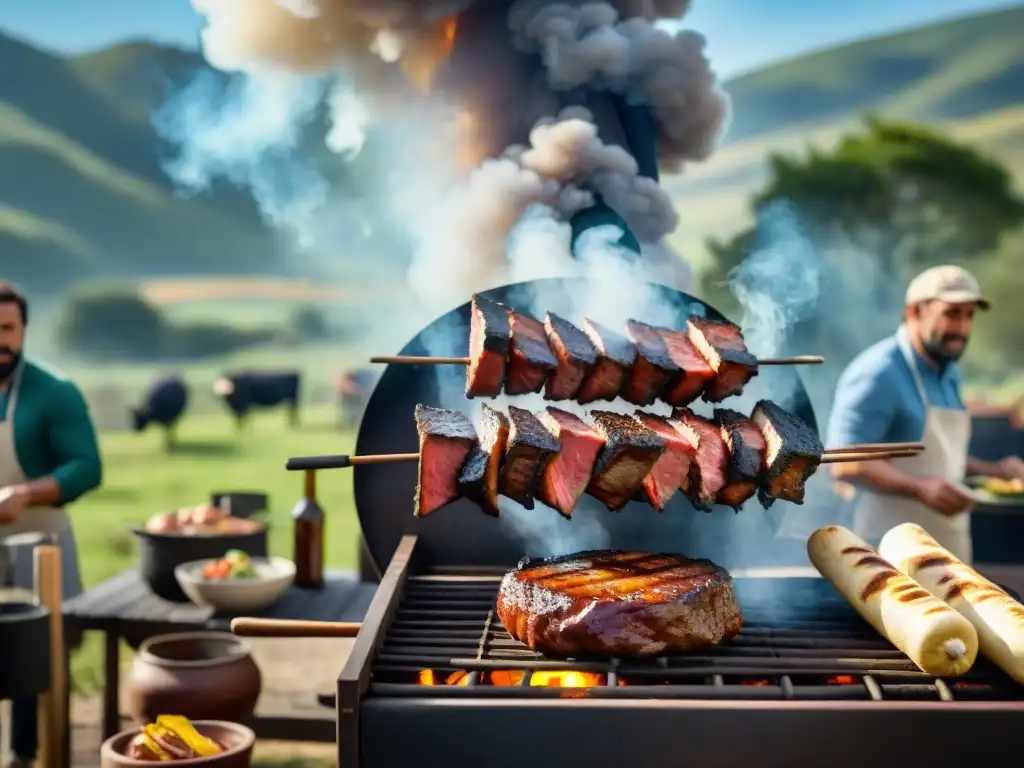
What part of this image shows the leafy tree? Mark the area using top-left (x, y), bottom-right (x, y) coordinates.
top-left (55, 284), bottom-right (170, 360)
top-left (707, 117), bottom-right (1024, 297)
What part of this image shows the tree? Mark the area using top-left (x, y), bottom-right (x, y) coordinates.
top-left (707, 117), bottom-right (1024, 296)
top-left (55, 284), bottom-right (171, 360)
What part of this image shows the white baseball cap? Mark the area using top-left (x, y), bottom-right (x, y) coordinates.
top-left (905, 265), bottom-right (991, 310)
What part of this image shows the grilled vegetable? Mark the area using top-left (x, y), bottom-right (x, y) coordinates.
top-left (807, 525), bottom-right (978, 676)
top-left (880, 523), bottom-right (1024, 684)
top-left (124, 715), bottom-right (223, 761)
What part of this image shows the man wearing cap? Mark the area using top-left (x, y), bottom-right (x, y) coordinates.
top-left (827, 265), bottom-right (1024, 563)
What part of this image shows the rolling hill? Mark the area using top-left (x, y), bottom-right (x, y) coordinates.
top-left (1, 4), bottom-right (1023, 294)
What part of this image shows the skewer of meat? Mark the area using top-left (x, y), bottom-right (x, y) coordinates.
top-left (370, 297), bottom-right (823, 406)
top-left (286, 403), bottom-right (924, 517)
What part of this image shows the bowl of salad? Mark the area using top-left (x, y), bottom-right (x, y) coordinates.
top-left (174, 551), bottom-right (295, 612)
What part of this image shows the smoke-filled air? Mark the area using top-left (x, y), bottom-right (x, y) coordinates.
top-left (157, 0), bottom-right (809, 559)
top-left (163, 0), bottom-right (729, 311)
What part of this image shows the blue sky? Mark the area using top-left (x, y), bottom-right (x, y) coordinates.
top-left (1, 0), bottom-right (1020, 76)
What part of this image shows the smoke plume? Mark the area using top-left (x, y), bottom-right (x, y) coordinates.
top-left (156, 0), bottom-right (738, 559)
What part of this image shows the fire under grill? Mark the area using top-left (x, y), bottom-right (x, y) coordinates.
top-left (336, 536), bottom-right (1024, 768)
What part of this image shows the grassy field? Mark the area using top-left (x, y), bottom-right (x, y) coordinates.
top-left (68, 403), bottom-right (360, 691)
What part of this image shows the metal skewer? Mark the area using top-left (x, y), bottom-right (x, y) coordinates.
top-left (370, 354), bottom-right (825, 366)
top-left (287, 444), bottom-right (924, 471)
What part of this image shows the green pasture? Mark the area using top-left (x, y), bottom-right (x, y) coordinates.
top-left (68, 403), bottom-right (360, 692)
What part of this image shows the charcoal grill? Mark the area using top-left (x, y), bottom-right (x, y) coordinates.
top-left (323, 279), bottom-right (1023, 767)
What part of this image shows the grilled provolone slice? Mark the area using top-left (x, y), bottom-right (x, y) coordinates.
top-left (808, 525), bottom-right (978, 676)
top-left (880, 522), bottom-right (1024, 684)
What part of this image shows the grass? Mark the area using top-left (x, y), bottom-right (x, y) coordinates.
top-left (68, 403), bottom-right (360, 692)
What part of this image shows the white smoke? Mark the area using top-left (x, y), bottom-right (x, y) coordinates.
top-left (156, 0), bottom-right (735, 559)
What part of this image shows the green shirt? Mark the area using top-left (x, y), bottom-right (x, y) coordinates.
top-left (0, 358), bottom-right (103, 505)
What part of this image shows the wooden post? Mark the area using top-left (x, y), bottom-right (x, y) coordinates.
top-left (34, 545), bottom-right (65, 768)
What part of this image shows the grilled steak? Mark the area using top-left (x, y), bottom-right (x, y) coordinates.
top-left (687, 318), bottom-right (758, 402)
top-left (458, 404), bottom-right (510, 517)
top-left (752, 399), bottom-right (823, 506)
top-left (635, 412), bottom-right (695, 511)
top-left (543, 313), bottom-right (598, 401)
top-left (466, 295), bottom-right (511, 399)
top-left (659, 327), bottom-right (715, 406)
top-left (586, 412), bottom-right (665, 510)
top-left (672, 408), bottom-right (728, 511)
top-left (496, 550), bottom-right (744, 657)
top-left (715, 408), bottom-right (767, 510)
top-left (414, 404), bottom-right (478, 517)
top-left (536, 408), bottom-right (605, 517)
top-left (499, 406), bottom-right (560, 509)
top-left (622, 320), bottom-right (680, 406)
top-left (506, 311), bottom-right (558, 396)
top-left (576, 319), bottom-right (636, 404)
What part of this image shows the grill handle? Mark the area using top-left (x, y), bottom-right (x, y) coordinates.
top-left (230, 617), bottom-right (362, 638)
top-left (286, 455), bottom-right (352, 471)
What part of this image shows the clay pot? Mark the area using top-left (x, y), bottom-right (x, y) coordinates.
top-left (100, 720), bottom-right (255, 768)
top-left (126, 632), bottom-right (262, 724)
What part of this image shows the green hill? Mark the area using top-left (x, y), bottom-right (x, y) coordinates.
top-left (1, 5), bottom-right (1023, 293)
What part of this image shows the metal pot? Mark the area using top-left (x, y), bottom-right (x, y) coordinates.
top-left (0, 601), bottom-right (51, 698)
top-left (133, 528), bottom-right (268, 602)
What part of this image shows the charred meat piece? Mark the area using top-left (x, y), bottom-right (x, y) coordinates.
top-left (499, 406), bottom-right (560, 509)
top-left (506, 311), bottom-right (558, 396)
top-left (465, 295), bottom-right (511, 399)
top-left (576, 319), bottom-right (636, 404)
top-left (586, 411), bottom-right (665, 511)
top-left (659, 328), bottom-right (715, 406)
top-left (457, 404), bottom-right (510, 517)
top-left (622, 320), bottom-right (680, 406)
top-left (635, 412), bottom-right (696, 511)
top-left (687, 318), bottom-right (758, 402)
top-left (672, 408), bottom-right (728, 511)
top-left (543, 313), bottom-right (598, 401)
top-left (667, 417), bottom-right (702, 497)
top-left (414, 404), bottom-right (478, 517)
top-left (536, 408), bottom-right (605, 518)
top-left (715, 408), bottom-right (767, 510)
top-left (496, 550), bottom-right (744, 657)
top-left (752, 399), bottom-right (823, 506)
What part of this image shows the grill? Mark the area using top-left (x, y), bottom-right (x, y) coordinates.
top-left (299, 279), bottom-right (1024, 768)
top-left (336, 536), bottom-right (1024, 768)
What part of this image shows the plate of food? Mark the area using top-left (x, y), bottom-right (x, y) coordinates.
top-left (175, 551), bottom-right (295, 612)
top-left (964, 476), bottom-right (1024, 505)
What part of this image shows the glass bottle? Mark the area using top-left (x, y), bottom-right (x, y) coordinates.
top-left (291, 470), bottom-right (324, 589)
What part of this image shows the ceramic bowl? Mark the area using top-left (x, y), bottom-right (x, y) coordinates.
top-left (174, 556), bottom-right (295, 612)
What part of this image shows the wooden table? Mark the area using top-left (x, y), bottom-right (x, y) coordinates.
top-left (63, 569), bottom-right (375, 743)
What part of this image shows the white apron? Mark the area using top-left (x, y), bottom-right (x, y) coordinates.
top-left (0, 364), bottom-right (83, 599)
top-left (852, 331), bottom-right (973, 562)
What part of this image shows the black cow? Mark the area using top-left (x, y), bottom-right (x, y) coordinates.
top-left (130, 375), bottom-right (189, 449)
top-left (214, 370), bottom-right (301, 429)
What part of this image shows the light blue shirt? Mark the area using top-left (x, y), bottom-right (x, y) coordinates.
top-left (826, 326), bottom-right (964, 449)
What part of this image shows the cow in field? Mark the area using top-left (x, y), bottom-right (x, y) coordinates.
top-left (130, 375), bottom-right (189, 449)
top-left (213, 370), bottom-right (301, 428)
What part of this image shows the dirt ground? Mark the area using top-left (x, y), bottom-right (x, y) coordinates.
top-left (71, 638), bottom-right (353, 766)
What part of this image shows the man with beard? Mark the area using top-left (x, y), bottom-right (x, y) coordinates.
top-left (826, 265), bottom-right (1024, 563)
top-left (0, 282), bottom-right (102, 767)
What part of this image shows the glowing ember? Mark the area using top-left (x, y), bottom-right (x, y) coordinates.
top-left (417, 669), bottom-right (603, 688)
top-left (741, 679), bottom-right (772, 687)
top-left (827, 676), bottom-right (856, 685)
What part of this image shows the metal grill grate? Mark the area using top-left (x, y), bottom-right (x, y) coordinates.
top-left (368, 574), bottom-right (1024, 702)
